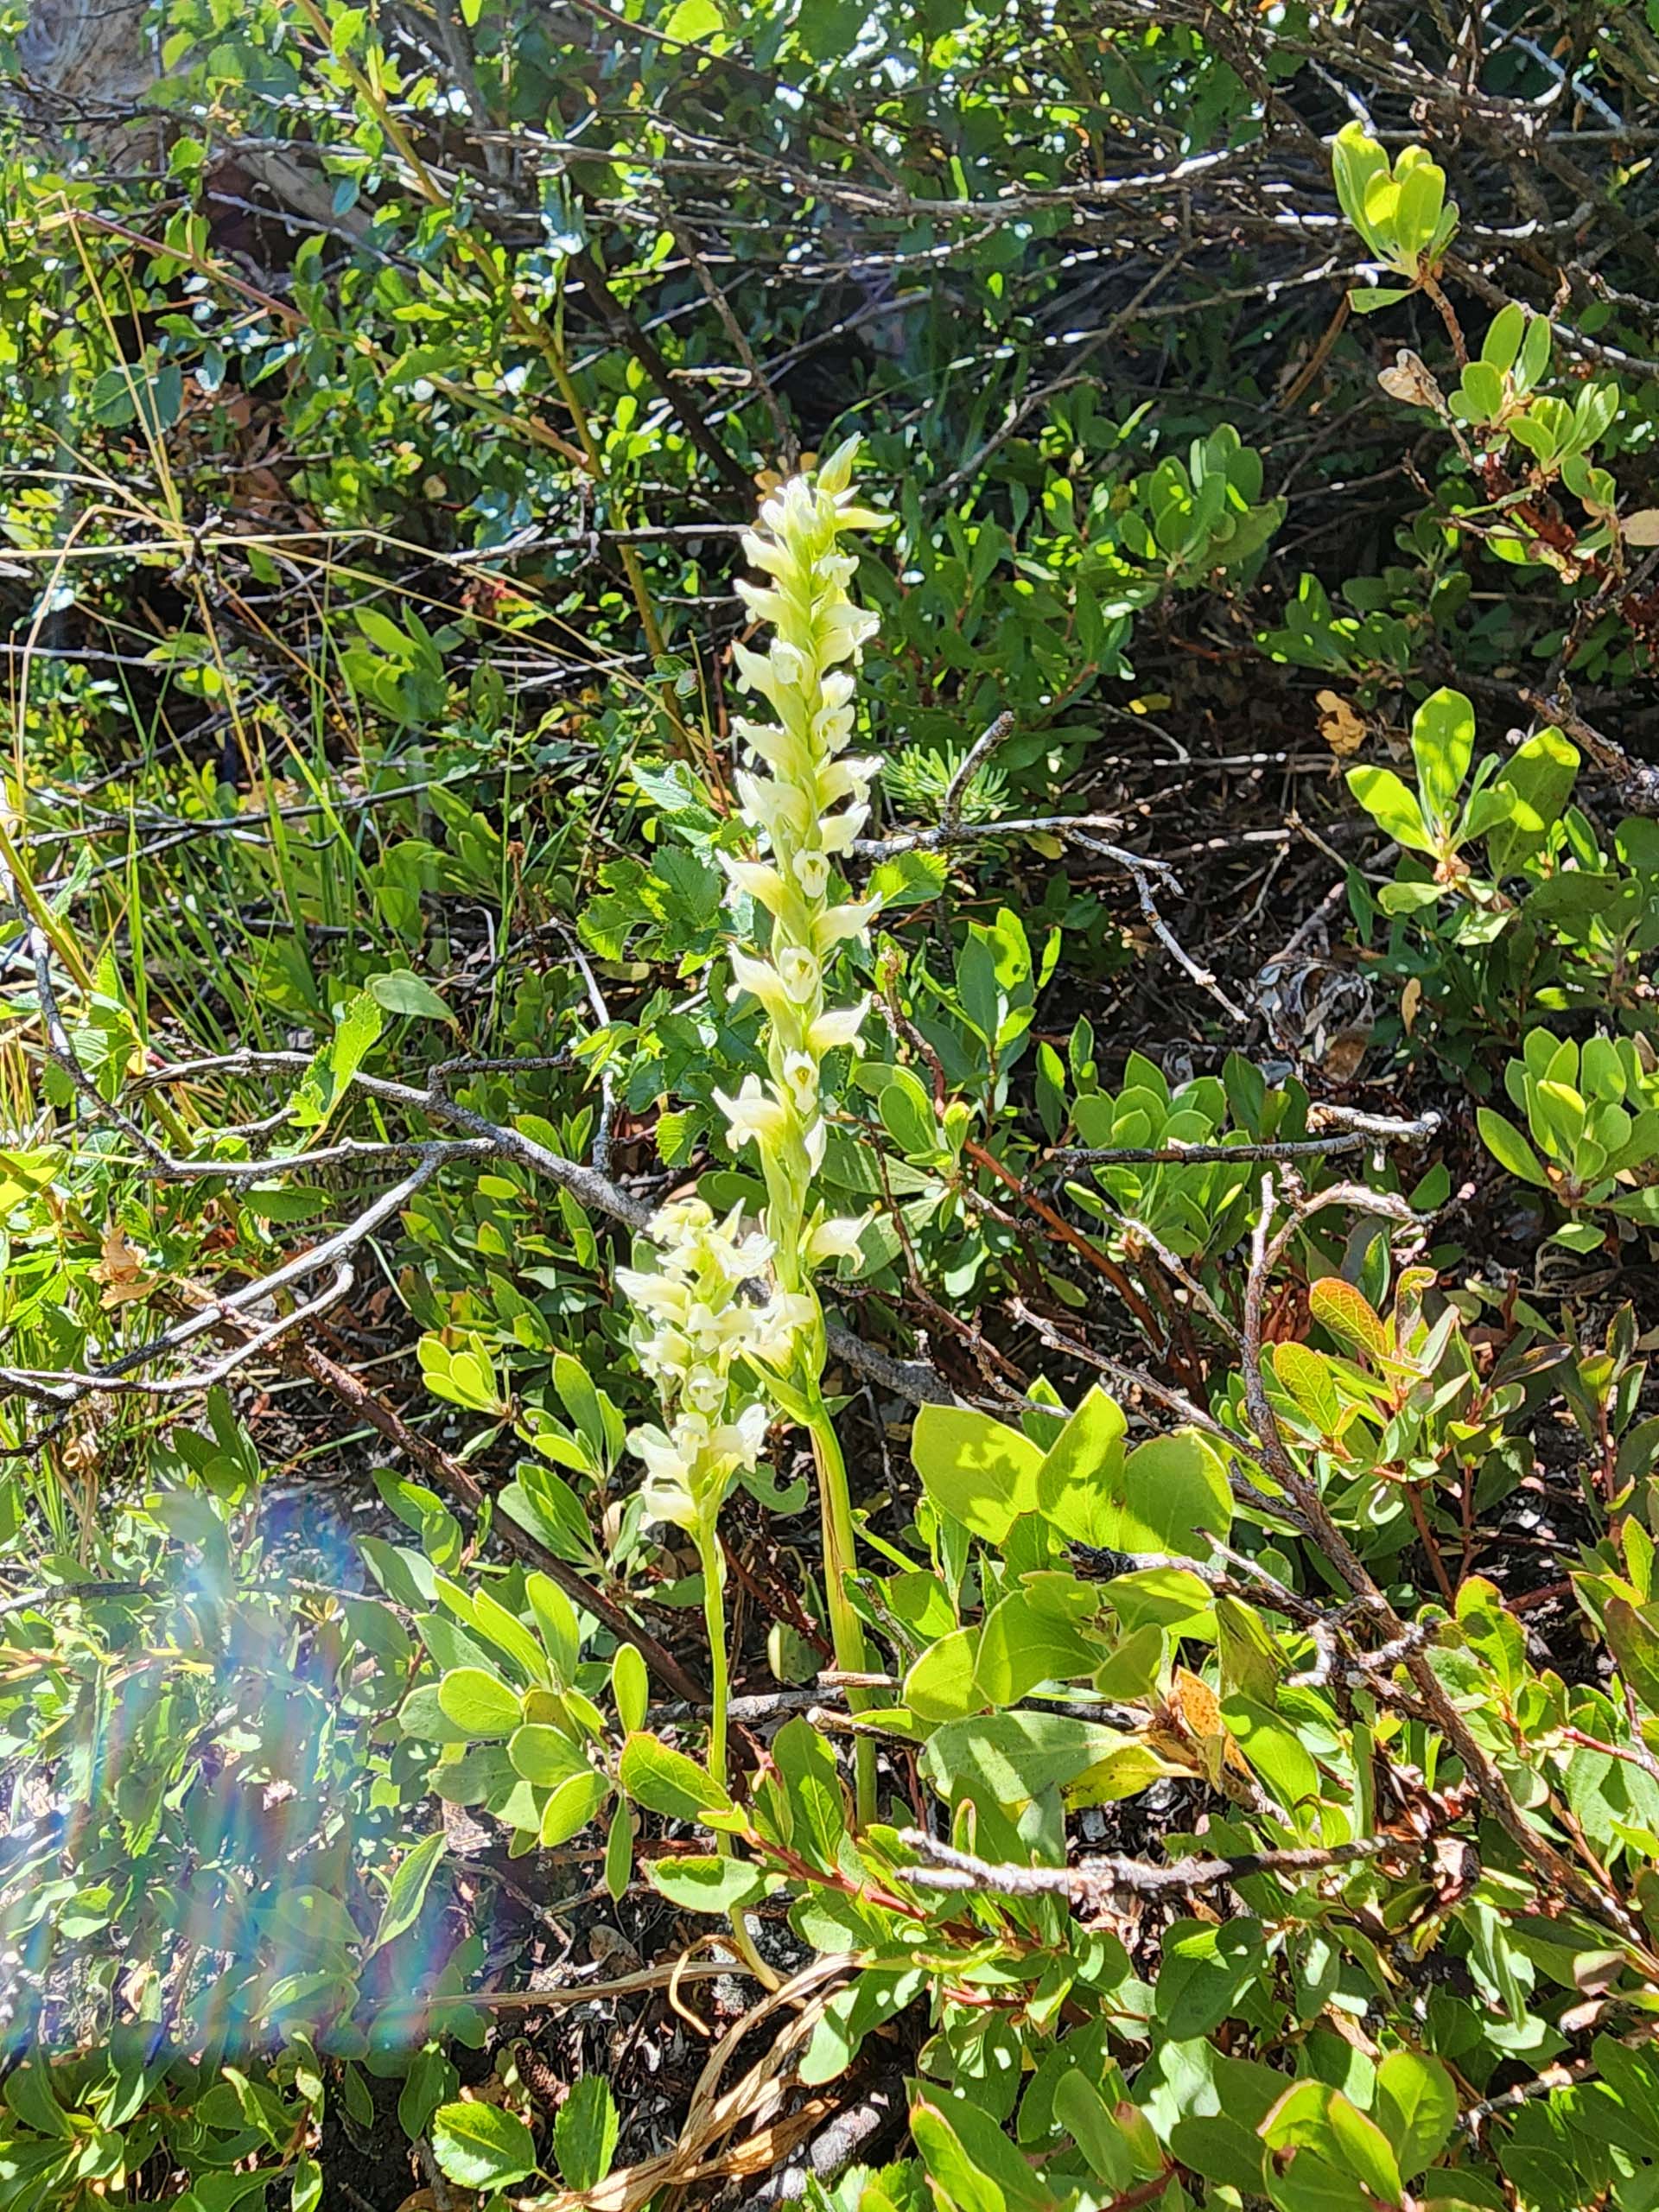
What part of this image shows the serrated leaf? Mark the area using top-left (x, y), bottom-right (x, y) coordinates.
top-left (431, 2101), bottom-right (538, 2190)
top-left (556, 2075), bottom-right (619, 2190)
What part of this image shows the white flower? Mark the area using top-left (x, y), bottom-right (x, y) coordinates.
top-left (731, 714), bottom-right (803, 777)
top-left (649, 1195), bottom-right (714, 1243)
top-left (631, 1421), bottom-right (697, 1530)
top-left (782, 1051), bottom-right (818, 1115)
top-left (807, 999), bottom-right (868, 1054)
top-left (805, 1214), bottom-right (870, 1267)
top-left (715, 1075), bottom-right (790, 1151)
top-left (818, 804), bottom-right (868, 856)
top-left (729, 947), bottom-right (793, 1021)
top-left (683, 1366), bottom-right (727, 1414)
top-left (777, 946), bottom-right (820, 1004)
top-left (721, 854), bottom-right (789, 915)
top-left (723, 1401), bottom-right (770, 1467)
top-left (818, 756), bottom-right (879, 808)
top-left (702, 1208), bottom-right (774, 1281)
top-left (814, 898), bottom-right (880, 952)
top-left (735, 768), bottom-right (810, 848)
top-left (792, 850), bottom-right (830, 899)
top-left (621, 1195), bottom-right (800, 1536)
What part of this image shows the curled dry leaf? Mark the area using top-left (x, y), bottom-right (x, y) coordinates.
top-left (1622, 508), bottom-right (1659, 545)
top-left (1377, 348), bottom-right (1445, 411)
top-left (1316, 688), bottom-right (1367, 758)
top-left (94, 1223), bottom-right (156, 1309)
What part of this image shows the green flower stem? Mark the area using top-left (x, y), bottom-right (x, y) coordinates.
top-left (806, 1398), bottom-right (876, 1829)
top-left (696, 1524), bottom-right (780, 1992)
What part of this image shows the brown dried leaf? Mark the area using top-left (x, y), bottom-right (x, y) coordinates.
top-left (94, 1223), bottom-right (156, 1309)
top-left (1173, 1664), bottom-right (1223, 1744)
top-left (1316, 688), bottom-right (1367, 759)
top-left (1377, 349), bottom-right (1444, 411)
top-left (1319, 1027), bottom-right (1372, 1081)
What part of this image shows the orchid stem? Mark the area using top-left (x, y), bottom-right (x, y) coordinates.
top-left (697, 1526), bottom-right (780, 1991)
top-left (807, 1402), bottom-right (876, 1829)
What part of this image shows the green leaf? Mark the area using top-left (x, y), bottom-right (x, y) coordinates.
top-left (912, 1404), bottom-right (1044, 1541)
top-left (1394, 156), bottom-right (1446, 261)
top-left (524, 1573), bottom-right (581, 1689)
top-left (1409, 688), bottom-right (1475, 823)
top-left (646, 1853), bottom-right (770, 1913)
top-left (368, 969), bottom-right (455, 1024)
top-left (3, 2061), bottom-right (70, 2138)
top-left (507, 1723), bottom-right (590, 1788)
top-left (369, 1831), bottom-right (447, 1955)
top-left (1489, 728), bottom-right (1579, 875)
top-left (540, 1768), bottom-right (610, 1847)
top-left (1261, 2082), bottom-right (1402, 2209)
top-left (664, 0), bottom-right (721, 38)
top-left (1346, 766), bottom-right (1436, 854)
top-left (870, 849), bottom-right (950, 908)
top-left (1154, 1917), bottom-right (1268, 2037)
top-left (974, 1589), bottom-right (1098, 1707)
top-left (1170, 2110), bottom-right (1268, 2196)
top-left (1482, 302), bottom-right (1525, 373)
top-left (1375, 2050), bottom-right (1458, 2176)
top-left (880, 1068), bottom-right (938, 1156)
top-left (1052, 2073), bottom-right (1136, 2190)
top-left (1116, 1429), bottom-right (1232, 1554)
top-left (1477, 1108), bottom-right (1550, 1188)
top-left (904, 1624), bottom-right (985, 1723)
top-left (1308, 1277), bottom-right (1392, 1360)
top-left (618, 1731), bottom-right (736, 1825)
top-left (419, 1335), bottom-right (507, 1416)
top-left (604, 1800), bottom-right (633, 1902)
top-left (1455, 362), bottom-right (1504, 423)
top-left (330, 988), bottom-right (385, 1090)
top-left (613, 1643), bottom-right (649, 1736)
top-left (499, 1463), bottom-right (599, 1565)
top-left (289, 988), bottom-right (385, 1130)
top-left (912, 2095), bottom-right (1051, 2212)
top-left (1274, 1344), bottom-right (1343, 1436)
top-left (1377, 879), bottom-right (1447, 915)
top-left (431, 2101), bottom-right (538, 2190)
top-left (437, 1668), bottom-right (524, 1738)
top-left (556, 2075), bottom-right (620, 2191)
top-left (921, 1710), bottom-right (1167, 1809)
top-left (1034, 1385), bottom-right (1128, 1546)
top-left (1332, 124), bottom-right (1390, 253)
top-left (1603, 1599), bottom-right (1659, 1713)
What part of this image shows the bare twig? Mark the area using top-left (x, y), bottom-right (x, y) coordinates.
top-left (1047, 1106), bottom-right (1442, 1169)
top-left (897, 1828), bottom-right (1399, 1904)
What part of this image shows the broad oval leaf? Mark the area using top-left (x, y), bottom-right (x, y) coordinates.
top-left (436, 1667), bottom-right (524, 1739)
